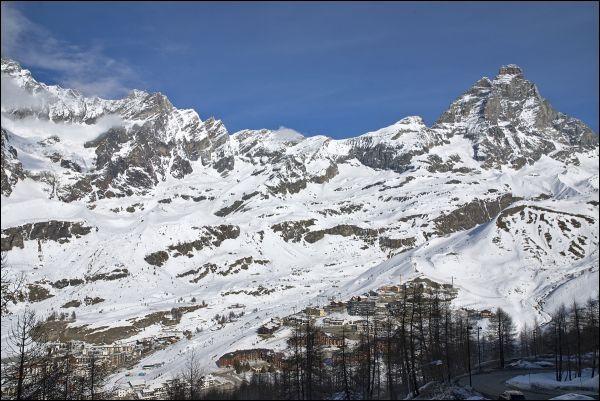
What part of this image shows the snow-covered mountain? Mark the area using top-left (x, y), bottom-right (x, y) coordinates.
top-left (1, 58), bottom-right (598, 377)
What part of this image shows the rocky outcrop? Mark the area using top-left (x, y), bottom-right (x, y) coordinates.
top-left (378, 236), bottom-right (416, 252)
top-left (271, 219), bottom-right (316, 243)
top-left (304, 225), bottom-right (380, 244)
top-left (1, 221), bottom-right (93, 251)
top-left (432, 193), bottom-right (520, 236)
top-left (345, 117), bottom-right (447, 173)
top-left (144, 251), bottom-right (169, 266)
top-left (168, 225), bottom-right (240, 257)
top-left (144, 225), bottom-right (241, 264)
top-left (1, 128), bottom-right (24, 196)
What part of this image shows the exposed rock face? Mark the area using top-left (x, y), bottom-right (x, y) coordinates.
top-left (51, 278), bottom-right (85, 289)
top-left (215, 200), bottom-right (246, 217)
top-left (1, 59), bottom-right (234, 201)
top-left (435, 64), bottom-right (598, 168)
top-left (144, 225), bottom-right (241, 264)
top-left (26, 284), bottom-right (54, 302)
top-left (432, 193), bottom-right (521, 236)
top-left (1, 129), bottom-right (24, 196)
top-left (378, 236), bottom-right (416, 252)
top-left (271, 219), bottom-right (316, 243)
top-left (144, 251), bottom-right (169, 266)
top-left (346, 117), bottom-right (446, 173)
top-left (304, 225), bottom-right (380, 244)
top-left (168, 225), bottom-right (240, 257)
top-left (1, 221), bottom-right (93, 251)
top-left (495, 205), bottom-right (597, 261)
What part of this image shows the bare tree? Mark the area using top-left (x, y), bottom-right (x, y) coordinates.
top-left (572, 300), bottom-right (583, 378)
top-left (86, 350), bottom-right (108, 400)
top-left (1, 309), bottom-right (43, 400)
top-left (487, 307), bottom-right (515, 369)
top-left (586, 296), bottom-right (599, 378)
top-left (182, 349), bottom-right (203, 399)
top-left (1, 251), bottom-right (25, 316)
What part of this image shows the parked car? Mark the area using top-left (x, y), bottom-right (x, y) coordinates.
top-left (499, 390), bottom-right (526, 400)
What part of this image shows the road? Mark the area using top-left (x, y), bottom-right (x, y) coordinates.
top-left (457, 369), bottom-right (599, 400)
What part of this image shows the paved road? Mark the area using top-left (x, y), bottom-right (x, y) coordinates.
top-left (457, 369), bottom-right (598, 400)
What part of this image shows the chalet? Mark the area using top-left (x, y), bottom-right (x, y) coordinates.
top-left (305, 307), bottom-right (327, 317)
top-left (216, 348), bottom-right (274, 368)
top-left (257, 321), bottom-right (280, 335)
top-left (479, 309), bottom-right (493, 318)
top-left (324, 301), bottom-right (346, 314)
top-left (379, 285), bottom-right (402, 294)
top-left (156, 335), bottom-right (180, 345)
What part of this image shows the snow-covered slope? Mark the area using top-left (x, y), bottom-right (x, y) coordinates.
top-left (1, 59), bottom-right (598, 379)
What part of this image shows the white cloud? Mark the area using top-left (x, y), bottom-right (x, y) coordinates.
top-left (270, 126), bottom-right (305, 142)
top-left (0, 3), bottom-right (138, 99)
top-left (0, 73), bottom-right (50, 110)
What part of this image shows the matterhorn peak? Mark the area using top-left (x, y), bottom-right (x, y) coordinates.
top-left (498, 64), bottom-right (524, 76)
top-left (494, 64), bottom-right (525, 84)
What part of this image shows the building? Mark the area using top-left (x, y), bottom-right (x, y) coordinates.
top-left (354, 320), bottom-right (371, 333)
top-left (323, 317), bottom-right (345, 327)
top-left (216, 348), bottom-right (274, 368)
top-left (347, 298), bottom-right (376, 316)
top-left (479, 309), bottom-right (493, 318)
top-left (324, 301), bottom-right (346, 314)
top-left (283, 314), bottom-right (311, 326)
top-left (257, 321), bottom-right (281, 335)
top-left (316, 332), bottom-right (345, 347)
top-left (379, 285), bottom-right (402, 294)
top-left (305, 307), bottom-right (326, 317)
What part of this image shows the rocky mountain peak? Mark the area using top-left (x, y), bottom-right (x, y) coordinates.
top-left (395, 116), bottom-right (426, 126)
top-left (435, 64), bottom-right (597, 168)
top-left (1, 58), bottom-right (24, 75)
top-left (497, 64), bottom-right (524, 77)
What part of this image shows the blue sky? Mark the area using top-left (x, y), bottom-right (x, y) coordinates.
top-left (1, 2), bottom-right (598, 138)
